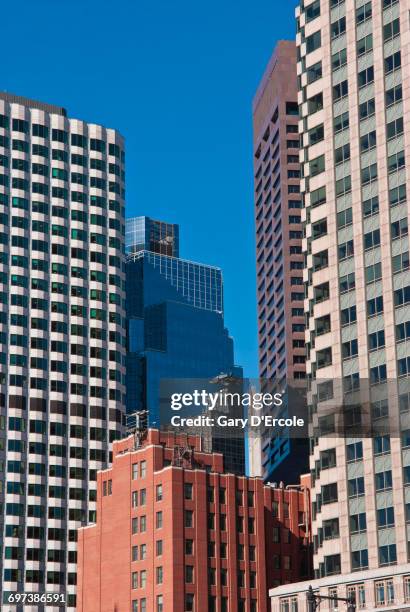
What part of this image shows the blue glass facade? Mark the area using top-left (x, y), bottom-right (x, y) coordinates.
top-left (126, 218), bottom-right (244, 473)
top-left (125, 216), bottom-right (179, 257)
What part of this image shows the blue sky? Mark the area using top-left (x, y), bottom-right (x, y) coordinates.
top-left (2, 0), bottom-right (297, 376)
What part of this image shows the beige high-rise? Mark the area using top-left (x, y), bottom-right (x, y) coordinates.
top-left (271, 0), bottom-right (410, 609)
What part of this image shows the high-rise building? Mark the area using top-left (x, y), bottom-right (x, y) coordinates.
top-left (125, 216), bottom-right (245, 474)
top-left (125, 216), bottom-right (179, 257)
top-left (253, 41), bottom-right (309, 483)
top-left (0, 92), bottom-right (126, 609)
top-left (271, 0), bottom-right (410, 607)
top-left (77, 429), bottom-right (312, 612)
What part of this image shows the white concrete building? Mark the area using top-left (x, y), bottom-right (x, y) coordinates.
top-left (0, 92), bottom-right (126, 609)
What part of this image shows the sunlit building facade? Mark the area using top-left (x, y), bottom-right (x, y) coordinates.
top-left (271, 0), bottom-right (410, 608)
top-left (125, 219), bottom-right (245, 474)
top-left (0, 92), bottom-right (126, 609)
top-left (253, 41), bottom-right (308, 483)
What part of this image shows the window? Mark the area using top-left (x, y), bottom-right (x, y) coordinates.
top-left (374, 435), bottom-right (390, 455)
top-left (331, 17), bottom-right (346, 39)
top-left (337, 208), bottom-right (352, 231)
top-left (360, 131), bottom-right (376, 152)
top-left (312, 219), bottom-right (327, 239)
top-left (339, 272), bottom-right (356, 293)
top-left (185, 539), bottom-right (193, 555)
top-left (334, 112), bottom-right (349, 133)
top-left (395, 285), bottom-right (410, 307)
top-left (307, 61), bottom-right (322, 84)
top-left (156, 540), bottom-right (163, 556)
top-left (392, 251), bottom-right (410, 274)
top-left (132, 463), bottom-right (138, 480)
top-left (348, 477), bottom-right (364, 497)
top-left (375, 579), bottom-right (395, 606)
top-left (358, 66), bottom-right (374, 88)
top-left (397, 321), bottom-right (410, 343)
top-left (388, 150), bottom-right (405, 173)
top-left (306, 31), bottom-right (321, 54)
top-left (286, 101), bottom-right (298, 116)
top-left (323, 518), bottom-right (339, 540)
top-left (338, 240), bottom-right (354, 260)
top-left (185, 594), bottom-right (194, 612)
top-left (367, 296), bottom-right (383, 317)
top-left (387, 117), bottom-right (404, 140)
top-left (361, 163), bottom-right (377, 185)
top-left (368, 329), bottom-right (385, 349)
top-left (322, 483), bottom-right (338, 504)
top-left (379, 545), bottom-right (397, 566)
top-left (185, 510), bottom-right (193, 528)
top-left (156, 595), bottom-right (164, 612)
top-left (357, 33), bottom-right (373, 56)
top-left (364, 229), bottom-right (380, 250)
top-left (384, 18), bottom-right (400, 41)
top-left (359, 98), bottom-right (375, 120)
top-left (390, 184), bottom-right (406, 207)
top-left (315, 315), bottom-right (331, 336)
top-left (350, 512), bottom-right (366, 534)
top-left (156, 566), bottom-right (163, 585)
top-left (132, 572), bottom-right (138, 589)
top-left (333, 80), bottom-right (348, 101)
top-left (335, 143), bottom-right (350, 165)
top-left (184, 483), bottom-right (193, 500)
top-left (280, 598), bottom-right (298, 612)
top-left (185, 565), bottom-right (194, 583)
top-left (317, 347), bottom-right (332, 369)
top-left (391, 218), bottom-right (408, 240)
top-left (377, 506), bottom-right (394, 528)
top-left (356, 2), bottom-right (371, 23)
top-left (374, 463), bottom-right (393, 490)
top-left (336, 175), bottom-right (351, 196)
top-left (156, 484), bottom-right (163, 501)
top-left (332, 48), bottom-right (347, 70)
top-left (310, 186), bottom-right (326, 208)
top-left (398, 357), bottom-right (410, 377)
top-left (156, 511), bottom-right (163, 529)
top-left (346, 441), bottom-right (363, 462)
top-left (370, 364), bottom-right (387, 384)
top-left (324, 554), bottom-right (341, 576)
top-left (352, 549), bottom-right (369, 570)
top-left (139, 570), bottom-right (147, 588)
top-left (140, 516), bottom-right (146, 532)
top-left (385, 51), bottom-right (401, 74)
top-left (140, 461), bottom-right (146, 478)
top-left (309, 124), bottom-right (324, 145)
top-left (314, 281), bottom-right (329, 303)
top-left (404, 577), bottom-right (410, 603)
top-left (132, 491), bottom-right (138, 508)
top-left (308, 92), bottom-right (323, 114)
top-left (313, 249), bottom-right (328, 271)
top-left (306, 0), bottom-right (320, 22)
top-left (342, 339), bottom-right (358, 360)
top-left (386, 84), bottom-right (402, 107)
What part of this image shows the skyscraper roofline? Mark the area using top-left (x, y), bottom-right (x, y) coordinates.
top-left (0, 91), bottom-right (67, 116)
top-left (126, 249), bottom-right (222, 272)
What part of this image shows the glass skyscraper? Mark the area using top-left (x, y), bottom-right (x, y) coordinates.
top-left (126, 216), bottom-right (245, 474)
top-left (125, 216), bottom-right (179, 257)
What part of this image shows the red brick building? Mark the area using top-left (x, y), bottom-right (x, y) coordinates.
top-left (77, 430), bottom-right (312, 612)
